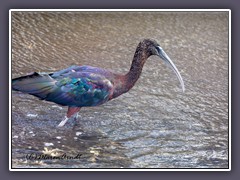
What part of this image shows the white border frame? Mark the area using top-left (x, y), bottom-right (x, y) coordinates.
top-left (9, 9), bottom-right (231, 171)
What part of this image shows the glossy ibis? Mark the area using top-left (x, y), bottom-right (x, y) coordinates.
top-left (12, 39), bottom-right (185, 127)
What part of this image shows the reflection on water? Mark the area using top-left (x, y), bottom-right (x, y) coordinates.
top-left (11, 11), bottom-right (229, 168)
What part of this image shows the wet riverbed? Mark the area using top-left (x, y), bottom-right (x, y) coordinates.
top-left (11, 11), bottom-right (229, 169)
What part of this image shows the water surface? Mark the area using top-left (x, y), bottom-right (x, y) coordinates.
top-left (11, 11), bottom-right (229, 168)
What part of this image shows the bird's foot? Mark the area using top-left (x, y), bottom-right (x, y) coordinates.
top-left (57, 116), bottom-right (69, 127)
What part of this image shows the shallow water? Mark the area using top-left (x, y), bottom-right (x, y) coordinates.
top-left (11, 11), bottom-right (229, 169)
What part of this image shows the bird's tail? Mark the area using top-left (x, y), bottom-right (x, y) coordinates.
top-left (12, 72), bottom-right (56, 99)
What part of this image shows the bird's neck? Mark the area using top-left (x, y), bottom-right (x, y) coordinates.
top-left (112, 44), bottom-right (150, 99)
top-left (125, 51), bottom-right (148, 90)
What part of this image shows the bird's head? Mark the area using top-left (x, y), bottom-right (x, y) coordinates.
top-left (141, 39), bottom-right (185, 92)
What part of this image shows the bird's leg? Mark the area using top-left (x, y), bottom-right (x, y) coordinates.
top-left (73, 112), bottom-right (80, 121)
top-left (57, 107), bottom-right (81, 127)
top-left (57, 113), bottom-right (79, 127)
top-left (72, 112), bottom-right (81, 127)
top-left (57, 116), bottom-right (69, 127)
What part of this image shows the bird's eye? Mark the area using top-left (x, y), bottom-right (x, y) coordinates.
top-left (156, 46), bottom-right (163, 54)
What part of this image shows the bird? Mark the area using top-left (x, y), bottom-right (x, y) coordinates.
top-left (12, 39), bottom-right (185, 127)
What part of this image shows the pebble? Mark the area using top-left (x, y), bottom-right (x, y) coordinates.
top-left (44, 142), bottom-right (54, 147)
top-left (76, 132), bottom-right (82, 136)
top-left (27, 114), bottom-right (38, 117)
top-left (52, 105), bottom-right (63, 109)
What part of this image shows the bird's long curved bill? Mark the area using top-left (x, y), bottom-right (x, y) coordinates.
top-left (157, 46), bottom-right (185, 92)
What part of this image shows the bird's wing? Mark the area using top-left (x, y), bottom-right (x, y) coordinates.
top-left (12, 72), bottom-right (57, 99)
top-left (51, 65), bottom-right (111, 78)
top-left (12, 66), bottom-right (114, 107)
top-left (46, 71), bottom-right (114, 107)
